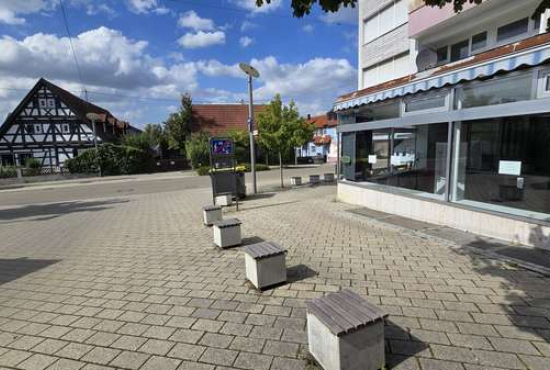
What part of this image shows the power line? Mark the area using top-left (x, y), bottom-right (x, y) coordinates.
top-left (59, 0), bottom-right (87, 98)
top-left (165, 0), bottom-right (356, 27)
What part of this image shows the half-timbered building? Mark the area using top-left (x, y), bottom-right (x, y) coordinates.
top-left (0, 78), bottom-right (134, 168)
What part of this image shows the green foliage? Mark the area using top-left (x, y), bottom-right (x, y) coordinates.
top-left (257, 94), bottom-right (314, 188)
top-left (240, 163), bottom-right (270, 172)
top-left (165, 93), bottom-right (194, 154)
top-left (122, 133), bottom-right (154, 153)
top-left (24, 158), bottom-right (42, 169)
top-left (143, 123), bottom-right (169, 156)
top-left (186, 131), bottom-right (210, 169)
top-left (66, 144), bottom-right (153, 176)
top-left (227, 129), bottom-right (250, 164)
top-left (0, 166), bottom-right (17, 179)
top-left (256, 0), bottom-right (547, 29)
top-left (196, 166), bottom-right (210, 176)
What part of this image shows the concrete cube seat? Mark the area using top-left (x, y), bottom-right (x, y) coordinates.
top-left (243, 241), bottom-right (287, 290)
top-left (324, 173), bottom-right (335, 182)
top-left (213, 218), bottom-right (242, 248)
top-left (291, 176), bottom-right (302, 186)
top-left (216, 193), bottom-right (232, 206)
top-left (309, 175), bottom-right (320, 184)
top-left (306, 289), bottom-right (388, 370)
top-left (203, 205), bottom-right (222, 226)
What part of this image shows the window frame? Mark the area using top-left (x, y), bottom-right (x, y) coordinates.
top-left (496, 17), bottom-right (530, 43)
top-left (403, 89), bottom-right (450, 116)
top-left (33, 124), bottom-right (43, 134)
top-left (61, 123), bottom-right (71, 134)
top-left (362, 0), bottom-right (407, 45)
top-left (38, 99), bottom-right (47, 109)
top-left (538, 69), bottom-right (550, 99)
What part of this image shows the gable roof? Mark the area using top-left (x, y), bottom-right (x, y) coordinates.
top-left (0, 78), bottom-right (136, 138)
top-left (193, 104), bottom-right (267, 135)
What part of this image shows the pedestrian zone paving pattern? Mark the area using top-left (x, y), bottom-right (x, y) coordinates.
top-left (0, 185), bottom-right (549, 370)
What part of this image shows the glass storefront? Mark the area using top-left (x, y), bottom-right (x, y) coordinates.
top-left (452, 115), bottom-right (550, 220)
top-left (339, 67), bottom-right (550, 221)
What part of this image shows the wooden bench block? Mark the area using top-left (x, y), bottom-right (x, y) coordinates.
top-left (213, 218), bottom-right (242, 248)
top-left (243, 241), bottom-right (287, 289)
top-left (203, 205), bottom-right (222, 226)
top-left (306, 289), bottom-right (388, 370)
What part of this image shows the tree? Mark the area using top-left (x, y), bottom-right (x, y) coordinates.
top-left (142, 123), bottom-right (169, 158)
top-left (165, 94), bottom-right (194, 154)
top-left (255, 0), bottom-right (549, 30)
top-left (227, 129), bottom-right (250, 164)
top-left (257, 94), bottom-right (314, 188)
top-left (186, 131), bottom-right (210, 169)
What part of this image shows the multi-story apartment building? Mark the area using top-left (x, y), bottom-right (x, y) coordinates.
top-left (335, 0), bottom-right (550, 249)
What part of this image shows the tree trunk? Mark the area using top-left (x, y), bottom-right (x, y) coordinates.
top-left (278, 151), bottom-right (284, 189)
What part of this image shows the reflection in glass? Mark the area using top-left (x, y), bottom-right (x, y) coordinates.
top-left (452, 115), bottom-right (550, 218)
top-left (456, 74), bottom-right (533, 109)
top-left (356, 101), bottom-right (400, 123)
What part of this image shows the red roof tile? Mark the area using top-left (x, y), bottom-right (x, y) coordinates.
top-left (193, 104), bottom-right (267, 135)
top-left (306, 114), bottom-right (338, 129)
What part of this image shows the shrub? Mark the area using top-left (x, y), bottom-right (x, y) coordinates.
top-left (196, 166), bottom-right (210, 176)
top-left (0, 166), bottom-right (17, 178)
top-left (25, 158), bottom-right (42, 169)
top-left (239, 163), bottom-right (271, 172)
top-left (66, 144), bottom-right (153, 176)
top-left (186, 132), bottom-right (210, 169)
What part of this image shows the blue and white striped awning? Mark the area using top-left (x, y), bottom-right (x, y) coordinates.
top-left (334, 42), bottom-right (550, 112)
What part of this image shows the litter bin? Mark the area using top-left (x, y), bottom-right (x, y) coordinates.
top-left (210, 170), bottom-right (246, 199)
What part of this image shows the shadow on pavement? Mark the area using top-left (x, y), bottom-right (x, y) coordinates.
top-left (0, 199), bottom-right (129, 223)
top-left (385, 323), bottom-right (429, 369)
top-left (287, 264), bottom-right (318, 283)
top-left (0, 258), bottom-right (60, 285)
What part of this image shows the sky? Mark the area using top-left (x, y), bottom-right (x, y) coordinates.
top-left (0, 0), bottom-right (358, 128)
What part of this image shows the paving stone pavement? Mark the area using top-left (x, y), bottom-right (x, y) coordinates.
top-left (0, 185), bottom-right (549, 370)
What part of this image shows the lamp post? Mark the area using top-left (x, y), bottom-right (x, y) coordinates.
top-left (239, 63), bottom-right (260, 194)
top-left (85, 112), bottom-right (102, 177)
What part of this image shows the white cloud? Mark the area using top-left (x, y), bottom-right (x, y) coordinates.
top-left (239, 36), bottom-right (253, 48)
top-left (195, 60), bottom-right (242, 78)
top-left (178, 10), bottom-right (215, 31)
top-left (178, 31), bottom-right (226, 49)
top-left (302, 24), bottom-right (314, 33)
top-left (320, 5), bottom-right (358, 25)
top-left (0, 0), bottom-right (56, 25)
top-left (126, 0), bottom-right (168, 14)
top-left (230, 0), bottom-right (282, 14)
top-left (240, 20), bottom-right (257, 32)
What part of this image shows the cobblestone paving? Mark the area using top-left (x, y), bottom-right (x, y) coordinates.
top-left (0, 185), bottom-right (549, 370)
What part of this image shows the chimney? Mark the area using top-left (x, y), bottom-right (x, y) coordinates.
top-left (307, 114), bottom-right (311, 120)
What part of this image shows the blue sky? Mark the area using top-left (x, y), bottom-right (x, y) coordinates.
top-left (0, 0), bottom-right (358, 127)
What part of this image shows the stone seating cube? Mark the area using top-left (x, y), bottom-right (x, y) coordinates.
top-left (309, 175), bottom-right (320, 184)
top-left (216, 193), bottom-right (232, 206)
top-left (213, 218), bottom-right (242, 248)
top-left (243, 241), bottom-right (287, 290)
top-left (324, 173), bottom-right (335, 182)
top-left (203, 205), bottom-right (222, 226)
top-left (291, 176), bottom-right (302, 186)
top-left (306, 289), bottom-right (388, 370)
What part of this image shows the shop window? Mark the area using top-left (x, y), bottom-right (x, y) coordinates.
top-left (450, 39), bottom-right (469, 62)
top-left (455, 73), bottom-right (533, 109)
top-left (404, 91), bottom-right (448, 113)
top-left (497, 18), bottom-right (529, 42)
top-left (356, 101), bottom-right (400, 123)
top-left (451, 115), bottom-right (550, 220)
top-left (471, 32), bottom-right (487, 52)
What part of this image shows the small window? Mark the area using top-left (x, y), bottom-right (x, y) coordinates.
top-left (46, 99), bottom-right (55, 108)
top-left (24, 124), bottom-right (34, 134)
top-left (34, 124), bottom-right (43, 134)
top-left (497, 18), bottom-right (529, 42)
top-left (61, 124), bottom-right (70, 134)
top-left (450, 39), bottom-right (469, 62)
top-left (38, 99), bottom-right (47, 108)
top-left (535, 15), bottom-right (541, 32)
top-left (436, 46), bottom-right (448, 64)
top-left (405, 91), bottom-right (448, 113)
top-left (471, 32), bottom-right (487, 52)
top-left (538, 70), bottom-right (550, 98)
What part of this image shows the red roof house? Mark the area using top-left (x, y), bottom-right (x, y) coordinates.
top-left (192, 104), bottom-right (267, 135)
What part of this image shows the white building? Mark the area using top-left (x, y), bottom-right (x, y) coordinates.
top-left (336, 0), bottom-right (550, 249)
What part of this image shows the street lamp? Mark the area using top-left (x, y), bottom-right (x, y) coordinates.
top-left (85, 112), bottom-right (102, 177)
top-left (239, 62), bottom-right (260, 194)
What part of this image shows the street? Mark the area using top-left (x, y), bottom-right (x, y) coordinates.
top-left (0, 168), bottom-right (548, 370)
